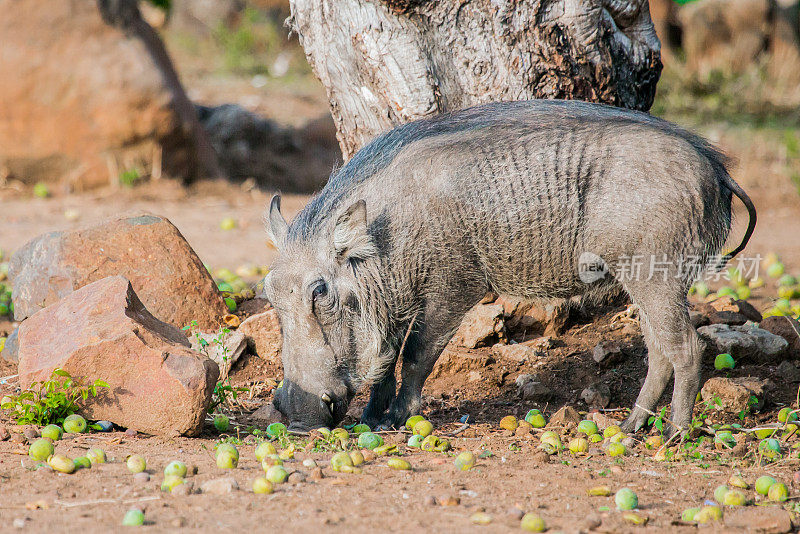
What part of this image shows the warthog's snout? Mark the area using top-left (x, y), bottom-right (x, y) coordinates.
top-left (273, 380), bottom-right (349, 432)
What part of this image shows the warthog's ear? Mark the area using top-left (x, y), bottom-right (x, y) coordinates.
top-left (333, 200), bottom-right (377, 263)
top-left (267, 194), bottom-right (288, 250)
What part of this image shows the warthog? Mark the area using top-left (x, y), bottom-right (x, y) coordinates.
top-left (265, 99), bottom-right (756, 434)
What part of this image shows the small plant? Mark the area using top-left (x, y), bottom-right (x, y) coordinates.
top-left (0, 369), bottom-right (108, 425)
top-left (648, 406), bottom-right (668, 437)
top-left (118, 167), bottom-right (142, 188)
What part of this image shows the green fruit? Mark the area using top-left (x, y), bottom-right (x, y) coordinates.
top-left (73, 457), bottom-right (92, 470)
top-left (213, 414), bottom-right (230, 432)
top-left (261, 456), bottom-right (283, 471)
top-left (568, 437), bottom-right (589, 454)
top-left (266, 422), bottom-right (287, 438)
top-left (694, 505), bottom-right (722, 523)
top-left (32, 182), bottom-right (50, 198)
top-left (216, 450), bottom-right (238, 469)
top-left (767, 262), bottom-right (785, 278)
top-left (349, 450), bottom-right (365, 466)
top-left (589, 433), bottom-right (603, 443)
top-left (161, 475), bottom-right (185, 492)
top-left (603, 425), bottom-right (621, 439)
top-left (374, 443), bottom-right (398, 455)
top-left (126, 455), bottom-right (146, 474)
top-left (255, 442), bottom-right (278, 462)
top-left (713, 484), bottom-right (729, 503)
top-left (63, 414), bottom-right (87, 433)
top-left (413, 420), bottom-right (433, 437)
top-left (41, 424), bottom-right (63, 441)
top-left (606, 442), bottom-right (626, 457)
top-left (681, 507), bottom-right (701, 521)
top-left (714, 353), bottom-right (735, 370)
top-left (527, 413), bottom-right (546, 428)
top-left (736, 286), bottom-right (751, 300)
top-left (331, 428), bottom-right (349, 441)
top-left (252, 477), bottom-right (274, 494)
top-left (164, 461), bottom-right (188, 478)
top-left (265, 465), bottom-right (288, 484)
top-left (405, 415), bottom-right (424, 430)
top-left (357, 432), bottom-right (383, 450)
top-left (520, 513), bottom-right (546, 532)
top-left (387, 458), bottom-right (411, 470)
top-left (767, 482), bottom-right (789, 502)
top-left (28, 438), bottom-right (54, 461)
top-left (778, 274), bottom-right (797, 287)
top-left (407, 434), bottom-right (424, 448)
top-left (758, 438), bottom-right (781, 459)
top-left (219, 217), bottom-right (237, 231)
top-left (87, 448), bottom-right (107, 465)
top-left (352, 424), bottom-right (370, 434)
top-left (216, 442), bottom-right (239, 458)
top-left (615, 488), bottom-right (638, 510)
top-left (778, 407), bottom-right (798, 424)
top-left (454, 451), bottom-right (476, 471)
top-left (224, 297), bottom-right (237, 313)
top-left (122, 509), bottom-right (145, 526)
top-left (755, 475), bottom-right (777, 495)
top-left (420, 435), bottom-right (441, 452)
top-left (330, 451), bottom-right (354, 472)
top-left (728, 475), bottom-right (749, 489)
top-left (717, 287), bottom-right (737, 298)
top-left (715, 431), bottom-right (736, 448)
top-left (694, 282), bottom-right (710, 297)
top-left (723, 489), bottom-right (747, 506)
top-left (48, 454), bottom-right (76, 474)
top-left (577, 420), bottom-right (599, 436)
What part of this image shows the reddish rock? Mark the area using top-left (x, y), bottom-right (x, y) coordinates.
top-left (548, 405), bottom-right (581, 430)
top-left (708, 297), bottom-right (762, 322)
top-left (17, 276), bottom-right (218, 437)
top-left (592, 341), bottom-right (624, 366)
top-left (452, 304), bottom-right (506, 348)
top-left (250, 402), bottom-right (286, 426)
top-left (9, 214), bottom-right (227, 330)
top-left (725, 506), bottom-right (793, 533)
top-left (0, 0), bottom-right (198, 189)
top-left (760, 316), bottom-right (800, 358)
top-left (237, 307), bottom-right (282, 363)
top-left (700, 376), bottom-right (771, 413)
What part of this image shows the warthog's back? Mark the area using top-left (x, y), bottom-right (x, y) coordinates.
top-left (291, 100), bottom-right (733, 299)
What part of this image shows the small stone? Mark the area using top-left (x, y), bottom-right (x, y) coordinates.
top-left (23, 428), bottom-right (39, 441)
top-left (453, 304), bottom-right (506, 348)
top-left (776, 361), bottom-right (800, 383)
top-left (0, 426), bottom-right (9, 441)
top-left (515, 374), bottom-right (552, 401)
top-left (581, 383), bottom-right (611, 409)
top-left (507, 507), bottom-right (525, 520)
top-left (310, 467), bottom-right (324, 480)
top-left (439, 495), bottom-right (460, 507)
top-left (288, 471), bottom-right (306, 484)
top-left (10, 433), bottom-right (25, 444)
top-left (133, 472), bottom-right (150, 484)
top-left (238, 309), bottom-right (282, 364)
top-left (12, 518), bottom-right (26, 529)
top-left (467, 370), bottom-right (482, 382)
top-left (171, 481), bottom-right (194, 496)
top-left (701, 377), bottom-right (772, 413)
top-left (593, 341), bottom-right (624, 366)
top-left (424, 495), bottom-right (437, 506)
top-left (250, 402), bottom-right (285, 425)
top-left (548, 405), bottom-right (581, 429)
top-left (200, 477), bottom-right (238, 495)
top-left (125, 428), bottom-right (138, 438)
top-left (530, 450), bottom-right (550, 465)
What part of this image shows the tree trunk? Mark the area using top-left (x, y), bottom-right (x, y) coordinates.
top-left (97, 0), bottom-right (223, 180)
top-left (289, 0), bottom-right (662, 159)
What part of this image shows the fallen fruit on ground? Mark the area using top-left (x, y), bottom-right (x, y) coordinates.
top-left (499, 415), bottom-right (518, 431)
top-left (713, 484), bottom-right (729, 503)
top-left (714, 353), bottom-right (735, 370)
top-left (520, 513), bottom-right (546, 532)
top-left (755, 475), bottom-right (777, 495)
top-left (577, 420), bottom-right (598, 436)
top-left (768, 482), bottom-right (789, 502)
top-left (48, 454), bottom-right (76, 474)
top-left (73, 457), bottom-right (92, 470)
top-left (728, 474), bottom-right (749, 489)
top-left (41, 424), bottom-right (63, 441)
top-left (126, 455), bottom-right (146, 474)
top-left (603, 425), bottom-right (621, 439)
top-left (615, 488), bottom-right (638, 510)
top-left (161, 475), bottom-right (185, 492)
top-left (213, 414), bottom-right (230, 432)
top-left (454, 451), bottom-right (476, 471)
top-left (568, 437), bottom-right (589, 454)
top-left (694, 505), bottom-right (722, 523)
top-left (623, 512), bottom-right (648, 525)
top-left (405, 415), bottom-right (424, 430)
top-left (252, 477), bottom-right (274, 494)
top-left (349, 450), bottom-right (365, 466)
top-left (407, 434), bottom-right (423, 448)
top-left (470, 512), bottom-right (492, 525)
top-left (723, 489), bottom-right (747, 506)
top-left (63, 414), bottom-right (87, 434)
top-left (331, 452), bottom-right (353, 472)
top-left (587, 486), bottom-right (612, 496)
top-left (86, 448), bottom-right (106, 465)
top-left (681, 507), bottom-right (701, 521)
top-left (265, 465), bottom-right (288, 484)
top-left (413, 419), bottom-right (433, 437)
top-left (352, 424), bottom-right (370, 434)
top-left (164, 461), bottom-right (188, 478)
top-left (28, 439), bottom-right (54, 461)
top-left (255, 442), bottom-right (277, 462)
top-left (122, 509), bottom-right (145, 526)
top-left (266, 422), bottom-right (287, 438)
top-left (357, 431), bottom-right (383, 450)
top-left (388, 458), bottom-right (411, 470)
top-left (216, 449), bottom-right (238, 469)
top-left (606, 443), bottom-right (626, 457)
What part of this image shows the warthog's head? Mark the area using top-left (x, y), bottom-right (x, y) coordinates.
top-left (264, 195), bottom-right (384, 431)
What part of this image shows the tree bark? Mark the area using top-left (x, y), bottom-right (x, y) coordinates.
top-left (97, 0), bottom-right (223, 180)
top-left (289, 0), bottom-right (662, 159)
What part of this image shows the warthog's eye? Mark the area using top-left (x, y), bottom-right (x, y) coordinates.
top-left (311, 280), bottom-right (328, 301)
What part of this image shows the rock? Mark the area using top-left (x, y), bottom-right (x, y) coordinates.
top-left (0, 425), bottom-right (9, 441)
top-left (251, 402), bottom-right (286, 425)
top-left (589, 411), bottom-right (621, 430)
top-left (200, 477), bottom-right (238, 495)
top-left (0, 0), bottom-right (199, 189)
top-left (16, 276), bottom-right (219, 436)
top-left (492, 343), bottom-right (545, 364)
top-left (724, 506), bottom-right (793, 533)
top-left (581, 383), bottom-right (611, 409)
top-left (689, 310), bottom-right (710, 329)
top-left (288, 471), bottom-right (306, 484)
top-left (430, 350), bottom-right (494, 379)
top-left (9, 214), bottom-right (227, 330)
top-left (1, 328), bottom-right (18, 362)
top-left (133, 472), bottom-right (150, 484)
top-left (467, 370), bottom-right (483, 382)
top-left (777, 361), bottom-right (800, 383)
top-left (515, 374), bottom-right (552, 401)
top-left (453, 304), bottom-right (505, 348)
top-left (189, 330), bottom-right (247, 379)
top-left (23, 428), bottom-right (39, 441)
top-left (529, 336), bottom-right (556, 350)
top-left (593, 341), bottom-right (624, 366)
top-left (171, 481), bottom-right (194, 496)
top-left (708, 297), bottom-right (762, 322)
top-left (310, 467), bottom-right (324, 480)
top-left (548, 406), bottom-right (581, 429)
top-left (698, 323), bottom-right (788, 364)
top-left (237, 308), bottom-right (282, 363)
top-left (700, 376), bottom-right (772, 413)
top-left (760, 316), bottom-right (800, 358)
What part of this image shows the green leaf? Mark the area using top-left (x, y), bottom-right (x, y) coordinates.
top-left (52, 368), bottom-right (70, 378)
top-left (94, 380), bottom-right (110, 388)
